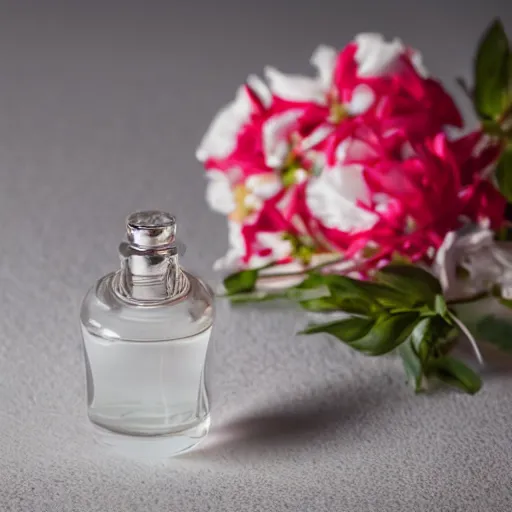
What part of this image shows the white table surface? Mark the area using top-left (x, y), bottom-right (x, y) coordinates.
top-left (0, 1), bottom-right (511, 511)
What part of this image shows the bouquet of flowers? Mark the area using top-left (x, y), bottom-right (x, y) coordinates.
top-left (197, 20), bottom-right (512, 394)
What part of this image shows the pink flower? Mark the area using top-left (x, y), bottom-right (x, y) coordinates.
top-left (213, 218), bottom-right (294, 271)
top-left (266, 33), bottom-right (462, 159)
top-left (197, 33), bottom-right (505, 276)
top-left (196, 76), bottom-right (270, 173)
top-left (197, 72), bottom-right (328, 271)
top-left (310, 132), bottom-right (505, 270)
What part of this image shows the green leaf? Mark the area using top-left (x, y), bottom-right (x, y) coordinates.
top-left (226, 285), bottom-right (330, 304)
top-left (475, 314), bottom-right (512, 352)
top-left (326, 273), bottom-right (424, 311)
top-left (303, 311), bottom-right (420, 356)
top-left (350, 312), bottom-right (420, 355)
top-left (303, 271), bottom-right (423, 314)
top-left (227, 290), bottom-right (283, 303)
top-left (435, 294), bottom-right (447, 315)
top-left (300, 317), bottom-right (375, 341)
top-left (223, 269), bottom-right (259, 295)
top-left (306, 273), bottom-right (384, 316)
top-left (294, 273), bottom-right (371, 314)
top-left (474, 19), bottom-right (511, 119)
top-left (495, 146), bottom-right (512, 202)
top-left (357, 281), bottom-right (417, 309)
top-left (298, 297), bottom-right (344, 312)
top-left (296, 273), bottom-right (327, 289)
top-left (427, 356), bottom-right (482, 394)
top-left (410, 317), bottom-right (433, 362)
top-left (375, 264), bottom-right (442, 307)
top-left (398, 341), bottom-right (424, 392)
top-left (286, 285), bottom-right (331, 302)
top-left (434, 294), bottom-right (452, 324)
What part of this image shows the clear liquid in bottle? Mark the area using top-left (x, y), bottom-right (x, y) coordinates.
top-left (80, 211), bottom-right (214, 457)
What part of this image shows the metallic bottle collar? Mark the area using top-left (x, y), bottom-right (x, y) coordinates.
top-left (115, 210), bottom-right (189, 304)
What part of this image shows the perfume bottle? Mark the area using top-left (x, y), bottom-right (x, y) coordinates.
top-left (80, 211), bottom-right (214, 457)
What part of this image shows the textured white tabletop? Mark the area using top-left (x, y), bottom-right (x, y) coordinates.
top-left (1, 2), bottom-right (512, 511)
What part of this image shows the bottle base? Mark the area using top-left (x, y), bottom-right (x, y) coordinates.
top-left (89, 415), bottom-right (210, 459)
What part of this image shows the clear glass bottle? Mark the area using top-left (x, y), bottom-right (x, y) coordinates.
top-left (80, 211), bottom-right (214, 457)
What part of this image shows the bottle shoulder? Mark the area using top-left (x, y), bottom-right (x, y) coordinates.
top-left (80, 270), bottom-right (215, 342)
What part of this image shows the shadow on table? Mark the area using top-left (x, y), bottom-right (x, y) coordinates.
top-left (179, 347), bottom-right (512, 463)
top-left (179, 376), bottom-right (400, 462)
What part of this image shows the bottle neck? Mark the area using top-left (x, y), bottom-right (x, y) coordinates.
top-left (116, 243), bottom-right (189, 304)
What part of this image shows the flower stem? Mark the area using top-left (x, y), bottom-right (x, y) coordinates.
top-left (257, 257), bottom-right (345, 280)
top-left (449, 312), bottom-right (484, 366)
top-left (447, 292), bottom-right (490, 306)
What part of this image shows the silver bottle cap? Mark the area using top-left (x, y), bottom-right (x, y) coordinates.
top-left (116, 210), bottom-right (189, 303)
top-left (126, 210), bottom-right (176, 250)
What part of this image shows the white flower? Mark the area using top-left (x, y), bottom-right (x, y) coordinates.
top-left (196, 76), bottom-right (270, 163)
top-left (433, 225), bottom-right (512, 301)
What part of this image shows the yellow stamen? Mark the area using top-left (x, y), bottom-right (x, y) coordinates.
top-left (229, 184), bottom-right (252, 222)
top-left (329, 102), bottom-right (348, 124)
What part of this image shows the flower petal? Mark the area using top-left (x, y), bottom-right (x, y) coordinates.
top-left (246, 174), bottom-right (282, 199)
top-left (354, 33), bottom-right (404, 77)
top-left (409, 50), bottom-right (429, 78)
top-left (306, 164), bottom-right (378, 232)
top-left (205, 171), bottom-right (236, 214)
top-left (346, 84), bottom-right (375, 115)
top-left (196, 86), bottom-right (251, 162)
top-left (310, 45), bottom-right (338, 90)
top-left (247, 74), bottom-right (272, 109)
top-left (264, 66), bottom-right (327, 104)
top-left (339, 135), bottom-right (380, 164)
top-left (213, 221), bottom-right (246, 271)
top-left (262, 109), bottom-right (302, 168)
top-left (256, 232), bottom-right (292, 261)
top-left (300, 124), bottom-right (334, 151)
top-left (433, 226), bottom-right (504, 300)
